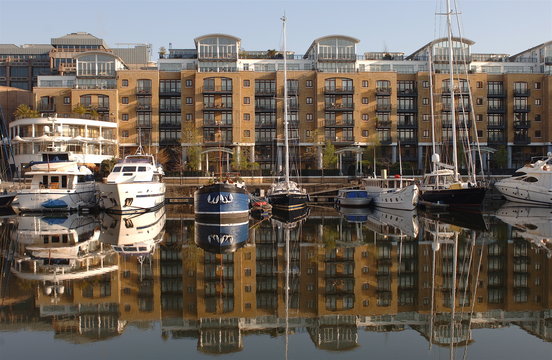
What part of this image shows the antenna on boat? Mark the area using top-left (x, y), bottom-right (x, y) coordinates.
top-left (136, 128), bottom-right (144, 155)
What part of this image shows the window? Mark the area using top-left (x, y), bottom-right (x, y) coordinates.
top-left (121, 130), bottom-right (129, 138)
top-left (244, 130), bottom-right (250, 137)
top-left (185, 79), bottom-right (193, 87)
top-left (186, 113), bottom-right (193, 121)
top-left (244, 97), bottom-right (250, 104)
top-left (244, 113), bottom-right (250, 121)
top-left (535, 99), bottom-right (541, 105)
top-left (243, 79), bottom-right (250, 87)
top-left (121, 114), bottom-right (129, 121)
top-left (185, 97), bottom-right (193, 104)
top-left (306, 130), bottom-right (312, 137)
top-left (362, 97), bottom-right (368, 104)
top-left (535, 114), bottom-right (541, 122)
top-left (362, 80), bottom-right (368, 87)
top-left (476, 98), bottom-right (483, 105)
top-left (423, 114), bottom-right (430, 121)
top-left (362, 114), bottom-right (368, 121)
top-left (422, 98), bottom-right (429, 105)
top-left (476, 81), bottom-right (483, 88)
top-left (477, 114), bottom-right (483, 121)
top-left (306, 113), bottom-right (313, 121)
top-left (477, 130), bottom-right (483, 137)
top-left (306, 97), bottom-right (313, 104)
top-left (121, 97), bottom-right (129, 104)
top-left (535, 130), bottom-right (542, 138)
top-left (122, 79), bottom-right (128, 87)
top-left (362, 130), bottom-right (369, 137)
top-left (63, 97), bottom-right (70, 104)
top-left (423, 130), bottom-right (429, 137)
top-left (306, 80), bottom-right (313, 88)
top-left (534, 82), bottom-right (541, 89)
top-left (422, 80), bottom-right (429, 88)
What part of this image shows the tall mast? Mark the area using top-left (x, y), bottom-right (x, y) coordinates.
top-left (446, 0), bottom-right (459, 182)
top-left (428, 51), bottom-right (437, 173)
top-left (282, 15), bottom-right (290, 185)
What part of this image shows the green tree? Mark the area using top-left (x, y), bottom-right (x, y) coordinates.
top-left (322, 140), bottom-right (337, 170)
top-left (72, 103), bottom-right (88, 118)
top-left (99, 157), bottom-right (118, 178)
top-left (13, 104), bottom-right (39, 119)
top-left (182, 121), bottom-right (202, 171)
top-left (493, 145), bottom-right (508, 169)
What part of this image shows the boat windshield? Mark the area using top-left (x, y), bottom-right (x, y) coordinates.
top-left (346, 191), bottom-right (368, 198)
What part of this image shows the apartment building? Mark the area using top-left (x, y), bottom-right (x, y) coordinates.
top-left (8, 33), bottom-right (552, 172)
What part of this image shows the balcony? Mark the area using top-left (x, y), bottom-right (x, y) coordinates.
top-left (397, 106), bottom-right (417, 113)
top-left (513, 89), bottom-right (530, 97)
top-left (545, 56), bottom-right (552, 65)
top-left (325, 120), bottom-right (354, 127)
top-left (255, 120), bottom-right (276, 128)
top-left (201, 86), bottom-right (233, 94)
top-left (487, 121), bottom-right (505, 129)
top-left (514, 135), bottom-right (531, 145)
top-left (136, 104), bottom-right (152, 111)
top-left (442, 120), bottom-right (471, 128)
top-left (324, 86), bottom-right (354, 94)
top-left (288, 121), bottom-right (299, 128)
top-left (136, 87), bottom-right (152, 95)
top-left (204, 120), bottom-right (233, 127)
top-left (488, 105), bottom-right (506, 113)
top-left (488, 137), bottom-right (506, 145)
top-left (255, 88), bottom-right (276, 96)
top-left (203, 103), bottom-right (233, 111)
top-left (325, 103), bottom-right (354, 111)
top-left (513, 104), bottom-right (531, 112)
top-left (376, 87), bottom-right (392, 96)
top-left (513, 120), bottom-right (531, 129)
top-left (397, 120), bottom-right (417, 128)
top-left (287, 87), bottom-right (299, 96)
top-left (288, 103), bottom-right (299, 111)
top-left (442, 103), bottom-right (471, 112)
top-left (137, 121), bottom-right (152, 128)
top-left (159, 89), bottom-right (181, 96)
top-left (317, 54), bottom-right (357, 61)
top-left (376, 120), bottom-right (391, 128)
top-left (379, 137), bottom-right (392, 145)
top-left (442, 87), bottom-right (470, 95)
top-left (376, 103), bottom-right (391, 112)
top-left (255, 105), bottom-right (276, 112)
top-left (397, 88), bottom-right (417, 96)
top-left (159, 105), bottom-right (181, 112)
top-left (398, 138), bottom-right (417, 145)
top-left (487, 89), bottom-right (505, 97)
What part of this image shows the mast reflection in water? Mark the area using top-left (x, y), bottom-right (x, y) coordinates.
top-left (0, 205), bottom-right (551, 359)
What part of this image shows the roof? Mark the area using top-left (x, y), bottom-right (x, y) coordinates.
top-left (51, 32), bottom-right (108, 48)
top-left (112, 45), bottom-right (150, 64)
top-left (305, 35), bottom-right (360, 57)
top-left (509, 40), bottom-right (552, 60)
top-left (0, 44), bottom-right (53, 55)
top-left (407, 37), bottom-right (475, 59)
top-left (193, 33), bottom-right (241, 45)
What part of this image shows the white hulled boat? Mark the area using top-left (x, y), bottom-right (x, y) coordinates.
top-left (99, 152), bottom-right (165, 214)
top-left (335, 189), bottom-right (371, 207)
top-left (494, 154), bottom-right (552, 205)
top-left (16, 153), bottom-right (96, 212)
top-left (363, 175), bottom-right (419, 210)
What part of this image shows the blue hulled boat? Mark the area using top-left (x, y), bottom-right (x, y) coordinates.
top-left (194, 179), bottom-right (250, 222)
top-left (194, 219), bottom-right (249, 254)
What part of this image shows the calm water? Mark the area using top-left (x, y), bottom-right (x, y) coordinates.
top-left (0, 204), bottom-right (551, 360)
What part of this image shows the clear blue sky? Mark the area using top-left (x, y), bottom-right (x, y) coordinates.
top-left (0, 0), bottom-right (550, 58)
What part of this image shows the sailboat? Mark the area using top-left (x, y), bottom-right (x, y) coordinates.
top-left (419, 0), bottom-right (487, 208)
top-left (267, 16), bottom-right (309, 214)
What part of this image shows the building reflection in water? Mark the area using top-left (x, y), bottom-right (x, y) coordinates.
top-left (0, 205), bottom-right (551, 353)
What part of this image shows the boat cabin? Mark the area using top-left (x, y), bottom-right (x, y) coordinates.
top-left (107, 154), bottom-right (162, 183)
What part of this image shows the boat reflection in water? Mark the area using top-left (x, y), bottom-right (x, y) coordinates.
top-left (194, 219), bottom-right (250, 254)
top-left (99, 206), bottom-right (166, 257)
top-left (495, 203), bottom-right (552, 257)
top-left (11, 213), bottom-right (117, 280)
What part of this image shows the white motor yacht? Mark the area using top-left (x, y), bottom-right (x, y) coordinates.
top-left (99, 153), bottom-right (165, 213)
top-left (494, 154), bottom-right (552, 205)
top-left (16, 157), bottom-right (96, 212)
top-left (363, 173), bottom-right (419, 210)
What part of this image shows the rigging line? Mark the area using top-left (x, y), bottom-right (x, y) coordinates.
top-left (462, 230), bottom-right (484, 360)
top-left (459, 230), bottom-right (475, 315)
top-left (453, 0), bottom-right (485, 181)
